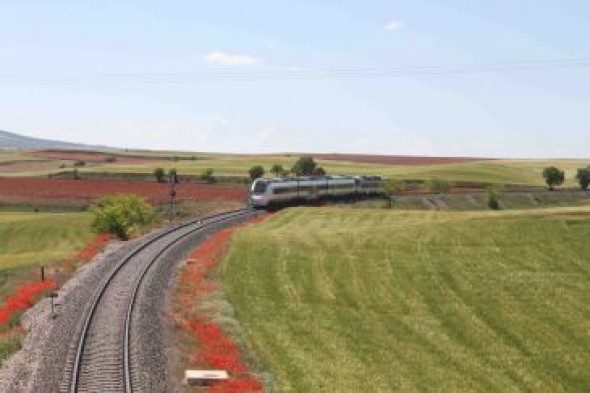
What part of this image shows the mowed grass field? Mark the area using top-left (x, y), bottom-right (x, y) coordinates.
top-left (222, 207), bottom-right (590, 392)
top-left (0, 212), bottom-right (92, 295)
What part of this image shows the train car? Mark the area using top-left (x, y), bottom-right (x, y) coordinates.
top-left (249, 175), bottom-right (384, 208)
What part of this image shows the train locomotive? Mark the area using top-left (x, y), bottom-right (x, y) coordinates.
top-left (249, 175), bottom-right (384, 208)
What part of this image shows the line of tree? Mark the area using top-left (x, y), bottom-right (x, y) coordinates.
top-left (248, 156), bottom-right (327, 181)
top-left (542, 165), bottom-right (590, 191)
top-left (154, 167), bottom-right (180, 183)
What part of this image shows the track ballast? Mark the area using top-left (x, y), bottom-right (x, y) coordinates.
top-left (59, 208), bottom-right (257, 393)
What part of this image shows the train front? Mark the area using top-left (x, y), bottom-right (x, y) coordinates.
top-left (249, 178), bottom-right (270, 207)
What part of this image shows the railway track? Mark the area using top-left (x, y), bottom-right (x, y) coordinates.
top-left (59, 208), bottom-right (257, 393)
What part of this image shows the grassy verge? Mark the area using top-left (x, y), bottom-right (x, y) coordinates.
top-left (222, 207), bottom-right (590, 392)
top-left (0, 211), bottom-right (93, 362)
top-left (352, 190), bottom-right (590, 211)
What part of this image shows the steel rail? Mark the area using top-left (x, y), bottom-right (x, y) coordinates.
top-left (68, 208), bottom-right (254, 393)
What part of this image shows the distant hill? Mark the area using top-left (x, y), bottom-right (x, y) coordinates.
top-left (0, 130), bottom-right (109, 150)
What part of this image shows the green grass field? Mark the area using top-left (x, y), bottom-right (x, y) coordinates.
top-left (73, 158), bottom-right (590, 187)
top-left (222, 207), bottom-right (590, 392)
top-left (0, 212), bottom-right (92, 295)
top-left (1, 149), bottom-right (588, 188)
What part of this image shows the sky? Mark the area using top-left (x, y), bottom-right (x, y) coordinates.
top-left (1, 0), bottom-right (589, 158)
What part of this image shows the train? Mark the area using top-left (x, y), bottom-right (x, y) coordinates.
top-left (249, 175), bottom-right (385, 208)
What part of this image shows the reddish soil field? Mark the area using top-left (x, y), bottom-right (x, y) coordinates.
top-left (313, 153), bottom-right (491, 166)
top-left (28, 150), bottom-right (161, 164)
top-left (0, 178), bottom-right (247, 205)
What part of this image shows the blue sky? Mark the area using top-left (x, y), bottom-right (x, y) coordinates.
top-left (1, 0), bottom-right (589, 157)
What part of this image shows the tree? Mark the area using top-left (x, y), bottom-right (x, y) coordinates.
top-left (382, 179), bottom-right (406, 208)
top-left (312, 167), bottom-right (326, 176)
top-left (169, 168), bottom-right (179, 183)
top-left (542, 166), bottom-right (565, 191)
top-left (291, 156), bottom-right (317, 176)
top-left (90, 194), bottom-right (155, 240)
top-left (201, 168), bottom-right (216, 183)
top-left (575, 167), bottom-right (590, 190)
top-left (249, 165), bottom-right (265, 181)
top-left (270, 164), bottom-right (284, 177)
top-left (154, 167), bottom-right (166, 183)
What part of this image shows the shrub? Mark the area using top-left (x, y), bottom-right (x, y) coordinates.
top-left (73, 160), bottom-right (86, 167)
top-left (154, 167), bottom-right (166, 183)
top-left (201, 168), bottom-right (216, 183)
top-left (487, 188), bottom-right (500, 210)
top-left (169, 168), bottom-right (179, 183)
top-left (104, 155), bottom-right (117, 163)
top-left (90, 194), bottom-right (155, 240)
top-left (312, 167), bottom-right (326, 176)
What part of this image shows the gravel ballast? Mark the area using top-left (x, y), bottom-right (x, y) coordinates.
top-left (0, 211), bottom-right (256, 393)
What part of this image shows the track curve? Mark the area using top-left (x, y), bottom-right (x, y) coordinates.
top-left (60, 208), bottom-right (257, 393)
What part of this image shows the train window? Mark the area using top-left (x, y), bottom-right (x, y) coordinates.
top-left (252, 181), bottom-right (268, 195)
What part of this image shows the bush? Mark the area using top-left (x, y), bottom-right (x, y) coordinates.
top-left (90, 194), bottom-right (155, 240)
top-left (73, 160), bottom-right (86, 167)
top-left (201, 168), bottom-right (216, 183)
top-left (487, 188), bottom-right (500, 210)
top-left (104, 155), bottom-right (117, 163)
top-left (154, 167), bottom-right (166, 183)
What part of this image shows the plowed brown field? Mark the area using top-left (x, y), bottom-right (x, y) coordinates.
top-left (0, 178), bottom-right (246, 205)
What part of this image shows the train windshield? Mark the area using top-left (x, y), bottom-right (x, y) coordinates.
top-left (252, 180), bottom-right (268, 195)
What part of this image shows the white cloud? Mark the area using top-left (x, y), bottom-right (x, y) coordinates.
top-left (204, 51), bottom-right (261, 67)
top-left (384, 20), bottom-right (403, 33)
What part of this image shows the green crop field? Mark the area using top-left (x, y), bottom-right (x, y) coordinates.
top-left (77, 158), bottom-right (590, 187)
top-left (0, 212), bottom-right (92, 296)
top-left (2, 149), bottom-right (588, 188)
top-left (222, 207), bottom-right (590, 392)
top-left (0, 152), bottom-right (47, 165)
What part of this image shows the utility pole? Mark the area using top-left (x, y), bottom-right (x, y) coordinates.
top-left (169, 170), bottom-right (178, 224)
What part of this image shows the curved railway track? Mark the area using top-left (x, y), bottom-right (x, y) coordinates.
top-left (59, 208), bottom-right (257, 393)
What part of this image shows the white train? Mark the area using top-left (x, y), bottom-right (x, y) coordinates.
top-left (249, 175), bottom-right (384, 208)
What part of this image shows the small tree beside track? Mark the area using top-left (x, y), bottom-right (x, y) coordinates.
top-left (90, 194), bottom-right (156, 240)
